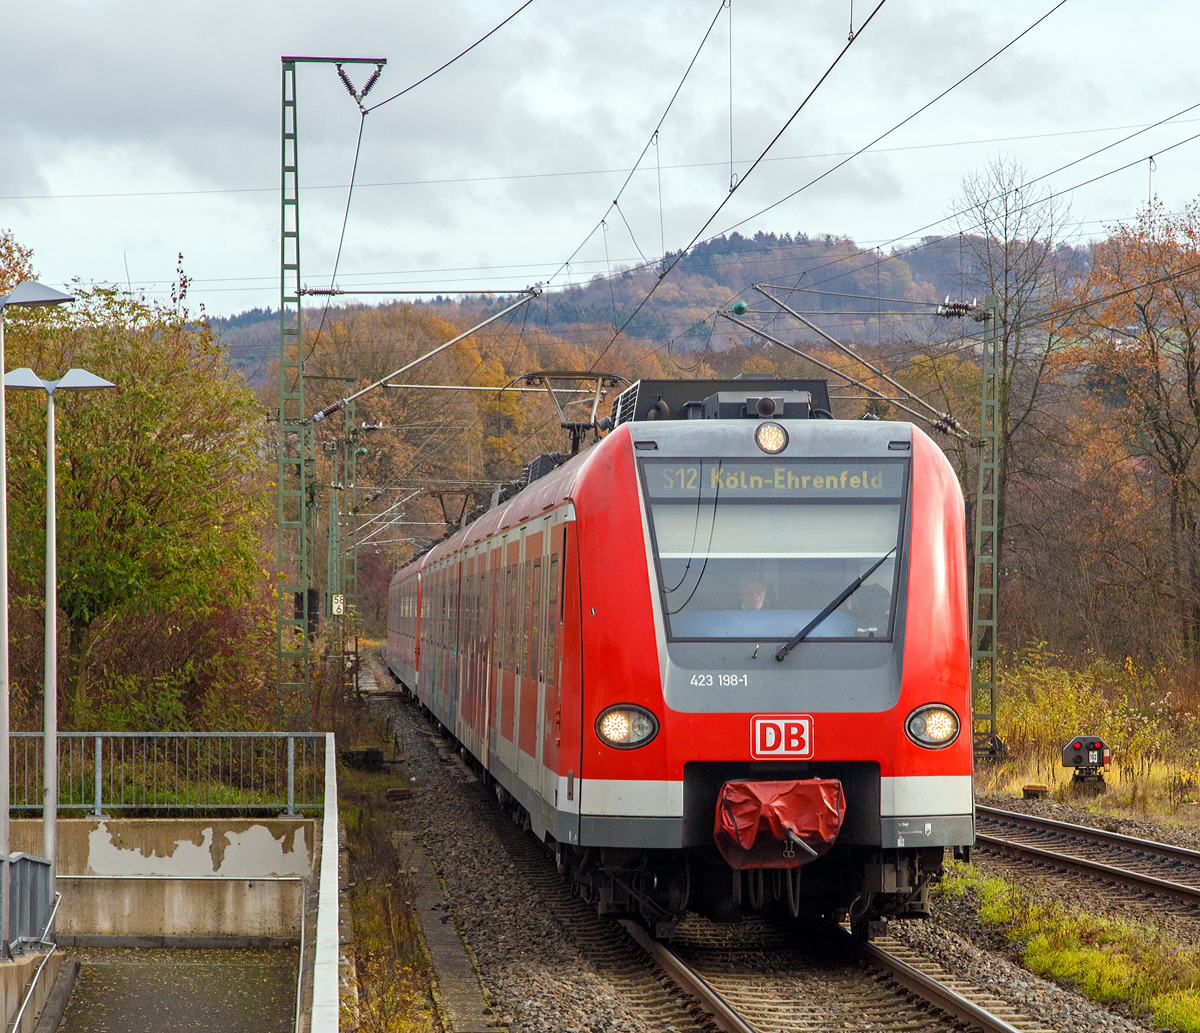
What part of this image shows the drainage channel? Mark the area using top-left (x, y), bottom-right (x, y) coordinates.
top-left (55, 948), bottom-right (299, 1033)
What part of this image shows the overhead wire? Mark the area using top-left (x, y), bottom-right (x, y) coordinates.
top-left (587, 0), bottom-right (890, 368)
top-left (720, 311), bottom-right (967, 436)
top-left (935, 255), bottom-right (1200, 360)
top-left (363, 0), bottom-right (536, 114)
top-left (546, 0), bottom-right (730, 284)
top-left (642, 112), bottom-right (1200, 380)
top-left (750, 96), bottom-right (1200, 301)
top-left (573, 0), bottom-right (1087, 374)
top-left (303, 2), bottom-right (538, 362)
top-left (753, 284), bottom-right (951, 421)
top-left (14, 115), bottom-right (1200, 204)
top-left (309, 112), bottom-right (368, 357)
top-left (710, 0), bottom-right (1072, 239)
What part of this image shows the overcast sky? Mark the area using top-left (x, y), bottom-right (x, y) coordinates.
top-left (3, 0), bottom-right (1198, 316)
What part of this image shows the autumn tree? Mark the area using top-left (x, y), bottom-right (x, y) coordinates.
top-left (952, 158), bottom-right (1078, 575)
top-left (1063, 201), bottom-right (1200, 658)
top-left (0, 229), bottom-right (34, 294)
top-left (4, 282), bottom-right (267, 725)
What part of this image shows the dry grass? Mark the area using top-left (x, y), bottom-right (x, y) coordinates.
top-left (983, 646), bottom-right (1200, 817)
top-left (340, 713), bottom-right (434, 1033)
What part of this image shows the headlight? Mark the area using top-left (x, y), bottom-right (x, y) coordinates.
top-left (596, 705), bottom-right (659, 749)
top-left (905, 704), bottom-right (960, 749)
top-left (755, 422), bottom-right (788, 454)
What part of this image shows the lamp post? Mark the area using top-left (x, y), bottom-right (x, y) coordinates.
top-left (0, 282), bottom-right (74, 957)
top-left (5, 368), bottom-right (114, 912)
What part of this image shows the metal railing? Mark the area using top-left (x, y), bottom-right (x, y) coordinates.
top-left (8, 854), bottom-right (51, 947)
top-left (7, 889), bottom-right (61, 1033)
top-left (9, 733), bottom-right (327, 815)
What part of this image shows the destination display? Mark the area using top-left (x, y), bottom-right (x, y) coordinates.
top-left (642, 458), bottom-right (905, 500)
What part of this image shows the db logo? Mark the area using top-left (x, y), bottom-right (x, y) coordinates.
top-left (750, 714), bottom-right (814, 759)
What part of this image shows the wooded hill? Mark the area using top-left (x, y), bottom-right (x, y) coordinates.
top-left (217, 230), bottom-right (1089, 383)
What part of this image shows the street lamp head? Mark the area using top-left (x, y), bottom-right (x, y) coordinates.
top-left (3, 369), bottom-right (51, 392)
top-left (55, 369), bottom-right (115, 393)
top-left (4, 368), bottom-right (114, 394)
top-left (0, 282), bottom-right (75, 309)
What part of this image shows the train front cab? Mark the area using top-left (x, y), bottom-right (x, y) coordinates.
top-left (568, 418), bottom-right (973, 935)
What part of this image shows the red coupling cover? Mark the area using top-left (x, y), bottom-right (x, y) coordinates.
top-left (714, 779), bottom-right (846, 870)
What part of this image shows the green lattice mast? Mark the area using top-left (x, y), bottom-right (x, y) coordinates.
top-left (276, 57), bottom-right (384, 729)
top-left (277, 58), bottom-right (311, 729)
top-left (971, 296), bottom-right (1002, 756)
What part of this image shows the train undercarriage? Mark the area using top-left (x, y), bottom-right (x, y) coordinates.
top-left (485, 753), bottom-right (946, 940)
top-left (551, 840), bottom-right (944, 941)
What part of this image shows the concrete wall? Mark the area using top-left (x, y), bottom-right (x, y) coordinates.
top-left (0, 951), bottom-right (62, 1033)
top-left (11, 819), bottom-right (315, 944)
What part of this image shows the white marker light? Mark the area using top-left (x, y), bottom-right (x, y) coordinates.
top-left (905, 704), bottom-right (960, 749)
top-left (596, 705), bottom-right (658, 749)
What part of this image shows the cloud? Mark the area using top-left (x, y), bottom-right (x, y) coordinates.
top-left (1, 0), bottom-right (1198, 312)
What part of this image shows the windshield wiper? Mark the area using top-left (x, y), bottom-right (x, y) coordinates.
top-left (774, 547), bottom-right (897, 662)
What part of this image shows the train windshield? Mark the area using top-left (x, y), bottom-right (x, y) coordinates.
top-left (640, 457), bottom-right (907, 642)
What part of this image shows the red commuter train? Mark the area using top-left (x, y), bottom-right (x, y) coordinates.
top-left (386, 378), bottom-right (973, 938)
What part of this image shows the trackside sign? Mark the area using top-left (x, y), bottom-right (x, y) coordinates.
top-left (750, 714), bottom-right (814, 759)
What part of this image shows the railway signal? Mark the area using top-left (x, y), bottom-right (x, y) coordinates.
top-left (1062, 735), bottom-right (1111, 791)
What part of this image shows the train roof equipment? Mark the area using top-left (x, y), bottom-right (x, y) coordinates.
top-left (608, 377), bottom-right (832, 426)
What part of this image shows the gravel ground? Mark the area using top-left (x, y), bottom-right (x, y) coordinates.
top-left (379, 692), bottom-right (696, 1033)
top-left (975, 794), bottom-right (1200, 944)
top-left (889, 901), bottom-right (1157, 1033)
top-left (968, 841), bottom-right (1200, 944)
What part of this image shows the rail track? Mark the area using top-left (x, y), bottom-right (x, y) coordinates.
top-left (623, 917), bottom-right (1045, 1033)
top-left (416, 722), bottom-right (1048, 1033)
top-left (976, 805), bottom-right (1200, 906)
top-left (383, 699), bottom-right (1060, 1033)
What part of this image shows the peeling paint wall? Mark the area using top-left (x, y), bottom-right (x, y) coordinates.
top-left (82, 821), bottom-right (310, 877)
top-left (10, 819), bottom-right (315, 940)
top-left (11, 819), bottom-right (313, 878)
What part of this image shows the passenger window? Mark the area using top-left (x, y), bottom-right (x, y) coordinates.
top-left (531, 559), bottom-right (542, 681)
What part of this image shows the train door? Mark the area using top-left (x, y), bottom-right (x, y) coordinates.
top-left (414, 570), bottom-right (422, 685)
top-left (457, 556), bottom-right (473, 748)
top-left (468, 551), bottom-right (484, 756)
top-left (516, 527), bottom-right (539, 786)
top-left (555, 511), bottom-right (583, 842)
top-left (468, 554), bottom-right (481, 752)
top-left (498, 535), bottom-right (521, 773)
top-left (448, 560), bottom-right (460, 736)
top-left (484, 543), bottom-right (501, 771)
top-left (539, 518), bottom-right (563, 806)
top-left (433, 568), bottom-right (444, 711)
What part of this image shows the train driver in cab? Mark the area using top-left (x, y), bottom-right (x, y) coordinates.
top-left (739, 576), bottom-right (767, 611)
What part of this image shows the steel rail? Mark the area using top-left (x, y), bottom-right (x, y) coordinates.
top-left (859, 937), bottom-right (1026, 1033)
top-left (977, 804), bottom-right (1200, 866)
top-left (975, 832), bottom-right (1200, 905)
top-left (618, 919), bottom-right (757, 1033)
